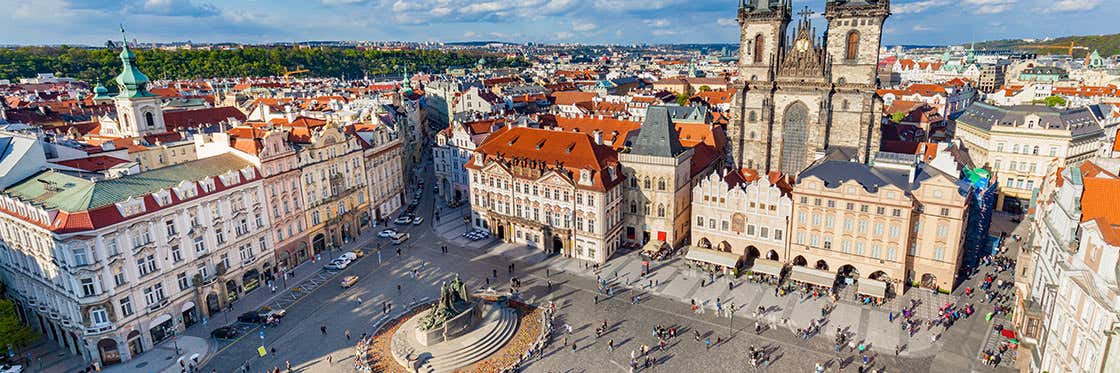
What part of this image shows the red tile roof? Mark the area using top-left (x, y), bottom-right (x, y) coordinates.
top-left (52, 155), bottom-right (130, 172)
top-left (468, 126), bottom-right (622, 192)
top-left (162, 106), bottom-right (246, 131)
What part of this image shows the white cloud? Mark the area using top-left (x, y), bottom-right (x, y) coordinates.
top-left (892, 0), bottom-right (949, 14)
top-left (962, 0), bottom-right (1015, 14)
top-left (1050, 0), bottom-right (1100, 12)
top-left (463, 31), bottom-right (479, 38)
top-left (572, 20), bottom-right (598, 32)
top-left (644, 19), bottom-right (671, 28)
top-left (912, 25), bottom-right (932, 31)
top-left (651, 29), bottom-right (679, 36)
top-left (321, 0), bottom-right (367, 4)
top-left (593, 0), bottom-right (685, 12)
top-left (553, 31), bottom-right (574, 39)
top-left (717, 18), bottom-right (737, 26)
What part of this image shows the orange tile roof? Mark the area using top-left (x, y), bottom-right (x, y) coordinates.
top-left (468, 127), bottom-right (621, 192)
top-left (551, 91), bottom-right (598, 106)
top-left (551, 115), bottom-right (641, 150)
top-left (1081, 177), bottom-right (1120, 245)
top-left (692, 88), bottom-right (736, 106)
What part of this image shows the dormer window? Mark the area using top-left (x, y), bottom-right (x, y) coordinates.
top-left (474, 153), bottom-right (485, 166)
top-left (579, 169), bottom-right (593, 186)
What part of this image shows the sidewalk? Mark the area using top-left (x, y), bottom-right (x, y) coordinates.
top-left (101, 336), bottom-right (208, 373)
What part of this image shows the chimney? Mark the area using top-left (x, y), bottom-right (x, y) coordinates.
top-left (909, 162), bottom-right (921, 185)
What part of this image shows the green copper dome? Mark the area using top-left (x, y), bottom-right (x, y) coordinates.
top-left (114, 42), bottom-right (154, 98)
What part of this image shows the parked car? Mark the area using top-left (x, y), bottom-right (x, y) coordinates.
top-left (262, 309), bottom-right (286, 321)
top-left (412, 216), bottom-right (424, 225)
top-left (394, 216), bottom-right (412, 225)
top-left (339, 252), bottom-right (357, 261)
top-left (349, 249), bottom-right (365, 258)
top-left (324, 258), bottom-right (350, 270)
top-left (340, 275), bottom-right (359, 288)
top-left (0, 365), bottom-right (23, 373)
top-left (392, 233), bottom-right (411, 245)
top-left (378, 229), bottom-right (399, 238)
top-left (236, 311), bottom-right (266, 324)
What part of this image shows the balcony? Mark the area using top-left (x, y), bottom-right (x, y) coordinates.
top-left (148, 299), bottom-right (169, 311)
top-left (85, 323), bottom-right (114, 335)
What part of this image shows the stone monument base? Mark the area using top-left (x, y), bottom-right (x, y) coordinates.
top-left (390, 303), bottom-right (519, 373)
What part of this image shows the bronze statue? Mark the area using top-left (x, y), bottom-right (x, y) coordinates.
top-left (417, 274), bottom-right (472, 331)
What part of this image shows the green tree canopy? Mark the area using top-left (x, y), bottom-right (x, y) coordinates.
top-left (676, 93), bottom-right (689, 106)
top-left (0, 299), bottom-right (36, 350)
top-left (1042, 95), bottom-right (1067, 107)
top-left (890, 111), bottom-right (906, 123)
top-left (0, 46), bottom-right (526, 88)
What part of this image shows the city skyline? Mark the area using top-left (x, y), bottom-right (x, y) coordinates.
top-left (2, 0), bottom-right (1116, 46)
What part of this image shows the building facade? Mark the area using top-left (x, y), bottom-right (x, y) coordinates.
top-left (620, 107), bottom-right (695, 249)
top-left (0, 153), bottom-right (272, 367)
top-left (295, 123), bottom-right (371, 255)
top-left (689, 167), bottom-right (792, 270)
top-left (466, 127), bottom-right (626, 263)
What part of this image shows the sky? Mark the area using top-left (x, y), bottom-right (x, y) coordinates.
top-left (1, 0), bottom-right (1116, 47)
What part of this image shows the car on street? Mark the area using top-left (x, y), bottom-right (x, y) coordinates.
top-left (262, 308), bottom-right (286, 321)
top-left (392, 232), bottom-right (410, 244)
top-left (210, 326), bottom-right (240, 339)
top-left (378, 229), bottom-right (398, 238)
top-left (394, 216), bottom-right (412, 225)
top-left (340, 275), bottom-right (359, 288)
top-left (339, 252), bottom-right (357, 261)
top-left (236, 311), bottom-right (267, 324)
top-left (0, 365), bottom-right (23, 373)
top-left (412, 216), bottom-right (424, 225)
top-left (349, 249), bottom-right (364, 258)
top-left (324, 258), bottom-right (350, 270)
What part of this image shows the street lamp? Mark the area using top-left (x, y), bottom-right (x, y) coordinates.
top-left (728, 303), bottom-right (735, 336)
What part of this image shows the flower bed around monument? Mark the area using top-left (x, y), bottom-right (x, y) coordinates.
top-left (355, 303), bottom-right (430, 373)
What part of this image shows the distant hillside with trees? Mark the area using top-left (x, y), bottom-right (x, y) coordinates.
top-left (973, 33), bottom-right (1120, 58)
top-left (0, 46), bottom-right (526, 87)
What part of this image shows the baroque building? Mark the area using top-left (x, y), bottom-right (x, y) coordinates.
top-left (728, 0), bottom-right (889, 174)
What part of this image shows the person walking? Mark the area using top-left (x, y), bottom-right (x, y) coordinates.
top-left (608, 338), bottom-right (615, 352)
top-left (326, 354), bottom-right (333, 366)
top-left (704, 337), bottom-right (711, 351)
top-left (345, 329), bottom-right (351, 340)
top-left (320, 325), bottom-right (327, 335)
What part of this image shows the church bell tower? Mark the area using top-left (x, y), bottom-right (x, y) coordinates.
top-left (113, 29), bottom-right (166, 138)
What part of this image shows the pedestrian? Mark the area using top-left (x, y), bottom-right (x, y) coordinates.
top-left (572, 341), bottom-right (578, 354)
top-left (285, 360), bottom-right (291, 372)
top-left (271, 347), bottom-right (277, 355)
top-left (320, 325), bottom-right (327, 335)
top-left (345, 329), bottom-right (351, 340)
top-left (594, 294), bottom-right (598, 304)
top-left (327, 354), bottom-right (333, 366)
top-left (608, 338), bottom-right (615, 352)
top-left (705, 337), bottom-right (711, 351)
top-left (397, 283), bottom-right (402, 295)
top-left (493, 269), bottom-right (498, 278)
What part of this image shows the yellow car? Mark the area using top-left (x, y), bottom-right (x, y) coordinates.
top-left (340, 276), bottom-right (359, 288)
top-left (350, 249), bottom-right (365, 258)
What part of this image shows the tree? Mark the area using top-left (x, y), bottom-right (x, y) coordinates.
top-left (676, 93), bottom-right (689, 106)
top-left (0, 299), bottom-right (36, 350)
top-left (1042, 95), bottom-right (1067, 107)
top-left (699, 85), bottom-right (712, 92)
top-left (890, 111), bottom-right (906, 123)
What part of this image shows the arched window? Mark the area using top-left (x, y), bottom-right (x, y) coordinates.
top-left (657, 178), bottom-right (666, 191)
top-left (657, 204), bottom-right (665, 217)
top-left (144, 112), bottom-right (155, 128)
top-left (629, 201), bottom-right (637, 214)
top-left (753, 34), bottom-right (765, 64)
top-left (845, 31), bottom-right (860, 60)
top-left (643, 177), bottom-right (651, 189)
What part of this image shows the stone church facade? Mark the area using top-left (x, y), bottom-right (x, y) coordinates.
top-left (728, 0), bottom-right (890, 175)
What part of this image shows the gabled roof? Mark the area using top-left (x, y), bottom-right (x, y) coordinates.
top-left (162, 106), bottom-right (247, 131)
top-left (629, 106), bottom-right (686, 158)
top-left (468, 126), bottom-right (621, 192)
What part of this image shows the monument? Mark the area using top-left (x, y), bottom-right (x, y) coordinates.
top-left (414, 275), bottom-right (480, 346)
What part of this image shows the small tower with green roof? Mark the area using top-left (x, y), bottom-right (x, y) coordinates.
top-left (111, 26), bottom-right (166, 137)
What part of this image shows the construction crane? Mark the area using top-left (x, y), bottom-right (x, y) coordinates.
top-left (1021, 41), bottom-right (1089, 56)
top-left (282, 67), bottom-right (309, 86)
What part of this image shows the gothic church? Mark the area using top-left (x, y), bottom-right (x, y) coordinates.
top-left (728, 0), bottom-right (891, 175)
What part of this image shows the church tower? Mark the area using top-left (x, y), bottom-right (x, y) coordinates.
top-left (113, 32), bottom-right (166, 138)
top-left (727, 0), bottom-right (890, 174)
top-left (729, 0), bottom-right (791, 170)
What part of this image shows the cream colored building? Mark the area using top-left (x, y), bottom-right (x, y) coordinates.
top-left (354, 122), bottom-right (406, 221)
top-left (620, 107), bottom-right (694, 249)
top-left (688, 167), bottom-right (792, 274)
top-left (789, 157), bottom-right (970, 293)
top-left (294, 123), bottom-right (371, 254)
top-left (466, 127), bottom-right (626, 263)
top-left (955, 102), bottom-right (1106, 211)
top-left (0, 153), bottom-right (272, 367)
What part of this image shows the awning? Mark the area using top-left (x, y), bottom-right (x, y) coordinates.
top-left (789, 266), bottom-right (835, 287)
top-left (642, 240), bottom-right (668, 253)
top-left (181, 301), bottom-right (195, 312)
top-left (684, 246), bottom-right (741, 268)
top-left (150, 313), bottom-right (172, 327)
top-left (750, 259), bottom-right (783, 277)
top-left (856, 279), bottom-right (888, 298)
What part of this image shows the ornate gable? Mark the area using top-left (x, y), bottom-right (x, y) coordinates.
top-left (778, 7), bottom-right (829, 81)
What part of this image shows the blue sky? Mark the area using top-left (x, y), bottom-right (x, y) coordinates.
top-left (1, 0), bottom-right (1115, 46)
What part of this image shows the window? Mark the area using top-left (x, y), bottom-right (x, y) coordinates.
top-left (198, 263), bottom-right (208, 280)
top-left (747, 224), bottom-right (756, 236)
top-left (215, 228), bottom-right (225, 244)
top-left (722, 220), bottom-right (730, 231)
top-left (72, 248), bottom-right (89, 266)
top-left (823, 236), bottom-right (832, 249)
top-left (855, 242), bottom-right (865, 256)
top-left (658, 178), bottom-right (666, 190)
top-left (845, 30), bottom-right (860, 60)
top-left (145, 112), bottom-right (155, 128)
top-left (194, 237), bottom-right (206, 253)
top-left (892, 208), bottom-right (901, 217)
top-left (887, 247), bottom-right (897, 261)
top-left (933, 246), bottom-right (945, 260)
top-left (844, 218), bottom-right (854, 232)
top-left (137, 254), bottom-right (157, 277)
top-left (171, 245), bottom-right (183, 263)
top-left (876, 207), bottom-right (885, 215)
top-left (937, 224), bottom-right (948, 238)
top-left (940, 208), bottom-right (950, 216)
top-left (858, 221), bottom-right (868, 234)
top-left (80, 278), bottom-right (96, 297)
top-left (696, 216), bottom-right (704, 226)
top-left (889, 225), bottom-right (900, 239)
top-left (177, 273), bottom-right (190, 290)
top-left (871, 244), bottom-right (881, 258)
top-left (119, 296), bottom-right (134, 317)
top-left (774, 229), bottom-right (783, 240)
top-left (874, 223), bottom-right (884, 236)
top-left (841, 240), bottom-right (851, 253)
top-left (657, 204), bottom-right (666, 217)
top-left (91, 307), bottom-right (109, 325)
top-left (113, 267), bottom-right (126, 286)
top-left (106, 238), bottom-right (119, 257)
top-left (165, 220), bottom-right (177, 237)
top-left (753, 34), bottom-right (765, 64)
